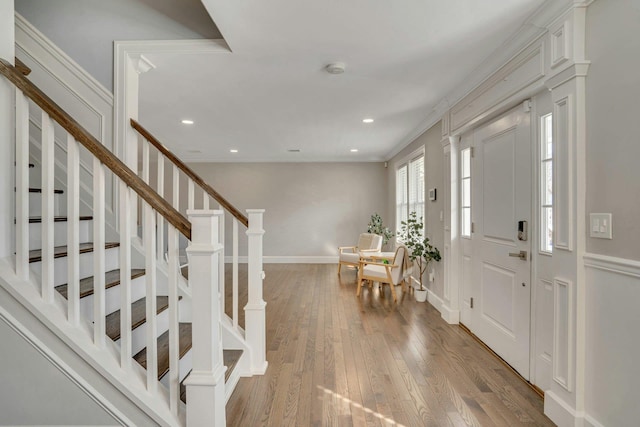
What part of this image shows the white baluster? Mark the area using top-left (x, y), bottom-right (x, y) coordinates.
top-left (142, 140), bottom-right (149, 184)
top-left (188, 178), bottom-right (195, 210)
top-left (184, 210), bottom-right (226, 426)
top-left (67, 134), bottom-right (80, 326)
top-left (119, 183), bottom-right (132, 369)
top-left (157, 152), bottom-right (164, 261)
top-left (203, 192), bottom-right (210, 210)
top-left (172, 165), bottom-right (179, 211)
top-left (144, 203), bottom-right (158, 394)
top-left (245, 209), bottom-right (267, 374)
top-left (167, 225), bottom-right (180, 416)
top-left (232, 219), bottom-right (239, 329)
top-left (41, 111), bottom-right (55, 303)
top-left (93, 158), bottom-right (106, 347)
top-left (15, 90), bottom-right (29, 280)
top-left (219, 208), bottom-right (225, 316)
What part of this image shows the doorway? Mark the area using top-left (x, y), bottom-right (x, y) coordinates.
top-left (459, 104), bottom-right (532, 380)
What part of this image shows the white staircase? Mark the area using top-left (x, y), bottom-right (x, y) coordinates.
top-left (0, 58), bottom-right (267, 426)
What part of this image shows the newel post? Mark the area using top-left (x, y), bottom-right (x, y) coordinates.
top-left (245, 209), bottom-right (268, 374)
top-left (184, 210), bottom-right (226, 426)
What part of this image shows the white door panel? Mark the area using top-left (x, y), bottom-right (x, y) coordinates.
top-left (471, 105), bottom-right (532, 379)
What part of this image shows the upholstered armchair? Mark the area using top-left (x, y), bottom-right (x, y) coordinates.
top-left (338, 233), bottom-right (383, 275)
top-left (357, 245), bottom-right (409, 302)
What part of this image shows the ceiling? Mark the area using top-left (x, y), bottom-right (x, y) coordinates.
top-left (138, 0), bottom-right (549, 163)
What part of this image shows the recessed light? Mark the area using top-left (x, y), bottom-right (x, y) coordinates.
top-left (350, 149), bottom-right (359, 153)
top-left (362, 118), bottom-right (374, 123)
top-left (287, 149), bottom-right (301, 153)
top-left (181, 119), bottom-right (194, 125)
top-left (230, 149), bottom-right (238, 153)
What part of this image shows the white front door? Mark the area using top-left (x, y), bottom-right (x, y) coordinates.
top-left (471, 105), bottom-right (532, 379)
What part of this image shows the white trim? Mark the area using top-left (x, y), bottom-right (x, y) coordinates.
top-left (553, 277), bottom-right (573, 392)
top-left (583, 253), bottom-right (640, 278)
top-left (544, 390), bottom-right (582, 427)
top-left (0, 305), bottom-right (131, 426)
top-left (224, 256), bottom-right (338, 264)
top-left (584, 414), bottom-right (606, 427)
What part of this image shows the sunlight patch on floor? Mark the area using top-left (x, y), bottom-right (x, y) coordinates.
top-left (317, 385), bottom-right (405, 426)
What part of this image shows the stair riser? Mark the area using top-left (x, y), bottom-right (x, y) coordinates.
top-left (31, 247), bottom-right (120, 287)
top-left (28, 192), bottom-right (63, 217)
top-left (120, 308), bottom-right (170, 356)
top-left (28, 220), bottom-right (92, 249)
top-left (160, 349), bottom-right (192, 388)
top-left (79, 275), bottom-right (146, 322)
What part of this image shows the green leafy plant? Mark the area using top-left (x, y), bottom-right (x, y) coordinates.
top-left (367, 213), bottom-right (394, 246)
top-left (399, 212), bottom-right (441, 290)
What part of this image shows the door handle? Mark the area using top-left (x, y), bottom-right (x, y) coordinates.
top-left (508, 250), bottom-right (528, 261)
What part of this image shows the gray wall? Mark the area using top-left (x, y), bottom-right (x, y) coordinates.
top-left (188, 162), bottom-right (388, 260)
top-left (0, 319), bottom-right (118, 426)
top-left (387, 122), bottom-right (445, 296)
top-left (585, 0), bottom-right (640, 261)
top-left (15, 0), bottom-right (221, 91)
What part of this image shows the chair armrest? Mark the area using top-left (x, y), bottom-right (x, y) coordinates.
top-left (359, 260), bottom-right (399, 269)
top-left (359, 248), bottom-right (379, 253)
top-left (338, 246), bottom-right (357, 253)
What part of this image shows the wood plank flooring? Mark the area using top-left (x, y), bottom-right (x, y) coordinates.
top-left (225, 264), bottom-right (554, 427)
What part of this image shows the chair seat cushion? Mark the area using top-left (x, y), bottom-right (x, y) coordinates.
top-left (340, 252), bottom-right (360, 264)
top-left (362, 264), bottom-right (389, 281)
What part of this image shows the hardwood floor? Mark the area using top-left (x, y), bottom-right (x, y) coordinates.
top-left (225, 264), bottom-right (554, 426)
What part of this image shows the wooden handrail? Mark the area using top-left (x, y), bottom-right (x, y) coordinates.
top-left (130, 119), bottom-right (249, 228)
top-left (0, 58), bottom-right (191, 240)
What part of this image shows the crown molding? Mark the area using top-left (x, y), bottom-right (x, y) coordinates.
top-left (385, 0), bottom-right (578, 161)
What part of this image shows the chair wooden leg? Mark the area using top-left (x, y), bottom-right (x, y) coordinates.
top-left (356, 270), bottom-right (363, 296)
top-left (389, 282), bottom-right (398, 302)
top-left (338, 262), bottom-right (342, 275)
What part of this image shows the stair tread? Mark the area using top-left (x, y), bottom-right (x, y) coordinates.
top-left (133, 323), bottom-right (192, 380)
top-left (55, 268), bottom-right (145, 299)
top-left (28, 216), bottom-right (93, 223)
top-left (29, 242), bottom-right (119, 263)
top-left (105, 296), bottom-right (170, 341)
top-left (179, 350), bottom-right (243, 403)
top-left (28, 187), bottom-right (64, 194)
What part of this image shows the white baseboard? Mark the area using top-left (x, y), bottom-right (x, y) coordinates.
top-left (544, 390), bottom-right (579, 427)
top-left (584, 414), bottom-right (605, 427)
top-left (224, 256), bottom-right (339, 264)
top-left (422, 285), bottom-right (460, 324)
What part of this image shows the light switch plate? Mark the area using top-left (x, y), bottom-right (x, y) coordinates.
top-left (590, 213), bottom-right (613, 239)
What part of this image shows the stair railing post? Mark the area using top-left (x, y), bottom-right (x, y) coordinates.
top-left (184, 209), bottom-right (226, 427)
top-left (245, 209), bottom-right (268, 374)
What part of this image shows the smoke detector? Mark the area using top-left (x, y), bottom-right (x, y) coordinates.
top-left (325, 62), bottom-right (346, 74)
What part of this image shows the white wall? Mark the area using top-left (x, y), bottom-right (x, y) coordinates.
top-left (585, 0), bottom-right (640, 262)
top-left (189, 162), bottom-right (388, 261)
top-left (387, 121), bottom-right (445, 296)
top-left (15, 0), bottom-right (220, 90)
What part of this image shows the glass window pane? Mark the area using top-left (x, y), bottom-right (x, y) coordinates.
top-left (462, 148), bottom-right (471, 177)
top-left (462, 207), bottom-right (471, 237)
top-left (544, 160), bottom-right (553, 205)
top-left (462, 178), bottom-right (471, 207)
top-left (542, 207), bottom-right (553, 252)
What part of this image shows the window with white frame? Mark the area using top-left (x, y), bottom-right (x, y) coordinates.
top-left (461, 147), bottom-right (472, 238)
top-left (540, 113), bottom-right (553, 253)
top-left (396, 153), bottom-right (424, 234)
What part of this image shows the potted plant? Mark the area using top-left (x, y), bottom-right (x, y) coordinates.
top-left (367, 213), bottom-right (394, 248)
top-left (399, 212), bottom-right (441, 302)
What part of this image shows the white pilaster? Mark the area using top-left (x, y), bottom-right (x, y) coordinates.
top-left (184, 210), bottom-right (226, 427)
top-left (245, 209), bottom-right (268, 374)
top-left (0, 0), bottom-right (15, 259)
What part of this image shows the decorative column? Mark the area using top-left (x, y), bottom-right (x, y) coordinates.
top-left (0, 0), bottom-right (14, 259)
top-left (184, 210), bottom-right (226, 426)
top-left (245, 209), bottom-right (268, 374)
